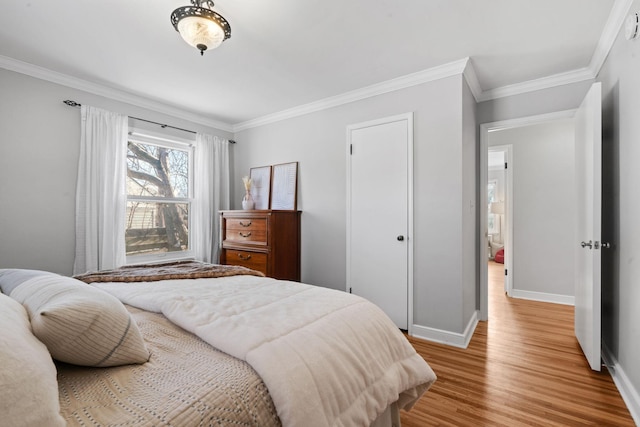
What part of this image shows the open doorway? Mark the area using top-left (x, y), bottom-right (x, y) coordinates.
top-left (487, 146), bottom-right (509, 294)
top-left (479, 111), bottom-right (577, 321)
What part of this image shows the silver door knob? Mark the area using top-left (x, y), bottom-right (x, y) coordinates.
top-left (397, 235), bottom-right (404, 241)
top-left (601, 242), bottom-right (612, 249)
top-left (581, 240), bottom-right (593, 249)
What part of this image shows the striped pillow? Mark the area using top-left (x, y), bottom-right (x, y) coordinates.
top-left (7, 273), bottom-right (149, 367)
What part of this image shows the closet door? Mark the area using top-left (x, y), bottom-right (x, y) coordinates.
top-left (347, 113), bottom-right (413, 330)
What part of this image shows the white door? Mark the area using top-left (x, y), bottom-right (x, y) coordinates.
top-left (574, 82), bottom-right (602, 372)
top-left (347, 113), bottom-right (412, 330)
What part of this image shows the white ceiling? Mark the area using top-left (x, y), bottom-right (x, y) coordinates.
top-left (0, 0), bottom-right (620, 129)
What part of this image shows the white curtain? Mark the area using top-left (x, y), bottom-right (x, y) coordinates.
top-left (192, 133), bottom-right (230, 263)
top-left (73, 106), bottom-right (128, 275)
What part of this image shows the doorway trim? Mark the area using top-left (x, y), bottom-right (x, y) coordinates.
top-left (479, 109), bottom-right (576, 321)
top-left (346, 112), bottom-right (414, 333)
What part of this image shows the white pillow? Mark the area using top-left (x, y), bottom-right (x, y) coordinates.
top-left (5, 272), bottom-right (150, 367)
top-left (0, 293), bottom-right (66, 427)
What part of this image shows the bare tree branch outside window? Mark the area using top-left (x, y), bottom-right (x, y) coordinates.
top-left (125, 141), bottom-right (190, 256)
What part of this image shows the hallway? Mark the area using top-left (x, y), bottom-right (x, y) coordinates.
top-left (400, 261), bottom-right (634, 426)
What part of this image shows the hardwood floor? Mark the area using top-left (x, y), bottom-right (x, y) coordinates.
top-left (400, 261), bottom-right (634, 426)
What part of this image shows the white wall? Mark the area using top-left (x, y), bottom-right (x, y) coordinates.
top-left (489, 120), bottom-right (576, 299)
top-left (233, 74), bottom-right (478, 335)
top-left (0, 69), bottom-right (232, 276)
top-left (597, 0), bottom-right (640, 419)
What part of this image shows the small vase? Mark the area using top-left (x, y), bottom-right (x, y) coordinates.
top-left (242, 191), bottom-right (255, 210)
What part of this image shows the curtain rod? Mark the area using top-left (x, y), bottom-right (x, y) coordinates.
top-left (62, 100), bottom-right (236, 144)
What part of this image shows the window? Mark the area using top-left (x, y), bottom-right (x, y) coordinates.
top-left (487, 180), bottom-right (499, 235)
top-left (125, 132), bottom-right (194, 263)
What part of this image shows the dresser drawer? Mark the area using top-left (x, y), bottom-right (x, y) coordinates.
top-left (224, 218), bottom-right (267, 244)
top-left (221, 249), bottom-right (267, 275)
top-left (219, 210), bottom-right (300, 281)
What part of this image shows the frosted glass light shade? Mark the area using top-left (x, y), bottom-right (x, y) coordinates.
top-left (171, 1), bottom-right (231, 55)
top-left (177, 16), bottom-right (225, 52)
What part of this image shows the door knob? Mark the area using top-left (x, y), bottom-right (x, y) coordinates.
top-left (397, 235), bottom-right (404, 241)
top-left (581, 240), bottom-right (593, 249)
top-left (601, 242), bottom-right (612, 249)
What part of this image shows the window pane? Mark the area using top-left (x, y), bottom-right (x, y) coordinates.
top-left (487, 181), bottom-right (496, 203)
top-left (488, 214), bottom-right (498, 234)
top-left (125, 202), bottom-right (189, 255)
top-left (127, 142), bottom-right (189, 198)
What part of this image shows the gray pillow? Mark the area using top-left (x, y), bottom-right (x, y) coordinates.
top-left (0, 269), bottom-right (57, 295)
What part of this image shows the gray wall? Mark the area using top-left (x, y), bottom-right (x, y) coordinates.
top-left (1, 66), bottom-right (479, 336)
top-left (597, 0), bottom-right (640, 412)
top-left (233, 74), bottom-right (478, 334)
top-left (462, 80), bottom-right (478, 326)
top-left (489, 120), bottom-right (576, 298)
top-left (0, 68), bottom-right (232, 276)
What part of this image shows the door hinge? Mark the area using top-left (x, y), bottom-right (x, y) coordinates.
top-left (350, 144), bottom-right (353, 155)
top-left (349, 287), bottom-right (352, 294)
top-left (505, 162), bottom-right (508, 170)
top-left (505, 269), bottom-right (508, 276)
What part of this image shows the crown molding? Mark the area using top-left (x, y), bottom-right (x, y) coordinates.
top-left (233, 58), bottom-right (470, 132)
top-left (243, 0), bottom-right (630, 125)
top-left (481, 109), bottom-right (577, 134)
top-left (462, 58), bottom-right (482, 101)
top-left (3, 0), bottom-right (631, 133)
top-left (477, 0), bottom-right (632, 102)
top-left (0, 55), bottom-right (234, 133)
top-left (477, 67), bottom-right (595, 102)
top-left (589, 0), bottom-right (634, 76)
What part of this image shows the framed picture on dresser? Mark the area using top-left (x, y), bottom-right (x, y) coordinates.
top-left (249, 165), bottom-right (272, 210)
top-left (270, 162), bottom-right (298, 210)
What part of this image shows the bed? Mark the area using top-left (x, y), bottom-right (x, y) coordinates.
top-left (0, 261), bottom-right (436, 427)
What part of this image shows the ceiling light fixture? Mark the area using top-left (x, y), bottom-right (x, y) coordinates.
top-left (171, 0), bottom-right (231, 56)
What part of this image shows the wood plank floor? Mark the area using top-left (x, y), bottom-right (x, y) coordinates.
top-left (400, 261), bottom-right (634, 426)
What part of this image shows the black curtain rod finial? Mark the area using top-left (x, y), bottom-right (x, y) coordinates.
top-left (63, 100), bottom-right (81, 107)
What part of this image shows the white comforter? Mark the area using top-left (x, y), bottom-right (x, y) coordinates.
top-left (93, 275), bottom-right (436, 427)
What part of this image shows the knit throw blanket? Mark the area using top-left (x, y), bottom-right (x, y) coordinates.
top-left (74, 260), bottom-right (265, 284)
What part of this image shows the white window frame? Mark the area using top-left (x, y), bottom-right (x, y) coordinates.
top-left (125, 129), bottom-right (195, 265)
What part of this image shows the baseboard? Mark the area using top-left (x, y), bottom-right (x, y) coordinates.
top-left (411, 310), bottom-right (478, 349)
top-left (511, 289), bottom-right (574, 306)
top-left (602, 343), bottom-right (640, 425)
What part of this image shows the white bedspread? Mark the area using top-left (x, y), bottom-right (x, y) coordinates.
top-left (93, 275), bottom-right (436, 427)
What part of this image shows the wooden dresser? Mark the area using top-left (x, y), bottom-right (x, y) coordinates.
top-left (219, 210), bottom-right (301, 281)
